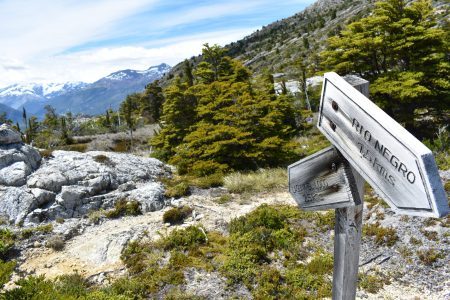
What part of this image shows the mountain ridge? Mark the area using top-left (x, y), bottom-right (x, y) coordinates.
top-left (0, 63), bottom-right (171, 118)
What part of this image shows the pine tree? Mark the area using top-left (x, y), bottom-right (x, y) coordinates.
top-left (150, 78), bottom-right (196, 161)
top-left (141, 80), bottom-right (164, 123)
top-left (321, 0), bottom-right (449, 136)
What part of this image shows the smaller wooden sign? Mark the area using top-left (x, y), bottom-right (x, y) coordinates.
top-left (288, 146), bottom-right (361, 211)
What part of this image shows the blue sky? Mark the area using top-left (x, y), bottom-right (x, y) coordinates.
top-left (0, 0), bottom-right (314, 86)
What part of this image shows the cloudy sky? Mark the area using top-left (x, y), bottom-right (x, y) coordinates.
top-left (0, 0), bottom-right (314, 87)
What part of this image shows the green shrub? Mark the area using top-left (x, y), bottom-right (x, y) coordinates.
top-left (229, 204), bottom-right (286, 234)
top-left (55, 273), bottom-right (88, 298)
top-left (215, 194), bottom-right (232, 204)
top-left (164, 182), bottom-right (190, 198)
top-left (88, 210), bottom-right (104, 224)
top-left (417, 248), bottom-right (444, 265)
top-left (57, 143), bottom-right (88, 153)
top-left (359, 272), bottom-right (389, 293)
top-left (21, 224), bottom-right (53, 239)
top-left (363, 222), bottom-right (398, 246)
top-left (421, 229), bottom-right (438, 241)
top-left (0, 260), bottom-right (16, 288)
top-left (0, 229), bottom-right (15, 258)
top-left (306, 253), bottom-right (334, 275)
top-left (159, 226), bottom-right (207, 251)
top-left (162, 206), bottom-right (193, 225)
top-left (192, 173), bottom-right (224, 188)
top-left (105, 199), bottom-right (142, 219)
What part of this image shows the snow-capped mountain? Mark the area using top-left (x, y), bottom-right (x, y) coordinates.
top-left (0, 63), bottom-right (171, 118)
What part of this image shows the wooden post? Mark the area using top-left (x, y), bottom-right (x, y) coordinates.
top-left (332, 77), bottom-right (369, 300)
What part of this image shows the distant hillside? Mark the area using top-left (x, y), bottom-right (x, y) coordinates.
top-left (0, 103), bottom-right (22, 124)
top-left (164, 0), bottom-right (448, 82)
top-left (0, 63), bottom-right (171, 118)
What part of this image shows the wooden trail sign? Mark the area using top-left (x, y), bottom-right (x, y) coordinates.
top-left (288, 73), bottom-right (448, 300)
top-left (318, 72), bottom-right (448, 218)
top-left (288, 146), bottom-right (361, 210)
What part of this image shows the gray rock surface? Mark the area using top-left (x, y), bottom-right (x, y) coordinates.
top-left (0, 124), bottom-right (22, 145)
top-left (0, 149), bottom-right (169, 224)
top-left (0, 143), bottom-right (41, 186)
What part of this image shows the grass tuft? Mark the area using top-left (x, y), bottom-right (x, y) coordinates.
top-left (223, 168), bottom-right (287, 194)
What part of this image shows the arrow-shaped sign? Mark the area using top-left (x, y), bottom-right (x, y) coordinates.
top-left (318, 72), bottom-right (448, 218)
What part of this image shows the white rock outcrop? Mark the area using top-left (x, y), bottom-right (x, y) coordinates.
top-left (0, 134), bottom-right (169, 224)
top-left (0, 125), bottom-right (41, 187)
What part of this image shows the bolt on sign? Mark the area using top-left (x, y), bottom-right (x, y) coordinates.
top-left (317, 72), bottom-right (448, 218)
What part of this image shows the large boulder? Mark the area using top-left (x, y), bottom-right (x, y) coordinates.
top-left (0, 149), bottom-right (169, 224)
top-left (0, 124), bottom-right (21, 145)
top-left (0, 131), bottom-right (41, 186)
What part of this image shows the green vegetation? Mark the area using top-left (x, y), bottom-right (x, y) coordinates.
top-left (359, 272), bottom-right (390, 293)
top-left (151, 44), bottom-right (300, 177)
top-left (322, 0), bottom-right (449, 138)
top-left (118, 204), bottom-right (335, 299)
top-left (104, 199), bottom-right (142, 219)
top-left (92, 154), bottom-right (115, 167)
top-left (215, 194), bottom-right (232, 204)
top-left (20, 224), bottom-right (53, 239)
top-left (46, 235), bottom-right (65, 251)
top-left (162, 206), bottom-right (193, 225)
top-left (417, 248), bottom-right (444, 266)
top-left (223, 168), bottom-right (287, 194)
top-left (363, 222), bottom-right (398, 246)
top-left (0, 229), bottom-right (15, 258)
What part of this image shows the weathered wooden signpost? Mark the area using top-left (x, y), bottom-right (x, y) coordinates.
top-left (288, 72), bottom-right (449, 300)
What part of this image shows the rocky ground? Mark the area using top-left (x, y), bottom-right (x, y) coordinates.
top-left (0, 124), bottom-right (449, 299)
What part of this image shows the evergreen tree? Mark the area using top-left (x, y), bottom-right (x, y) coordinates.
top-left (121, 94), bottom-right (139, 148)
top-left (42, 105), bottom-right (58, 130)
top-left (183, 60), bottom-right (194, 87)
top-left (321, 0), bottom-right (449, 136)
top-left (141, 80), bottom-right (164, 123)
top-left (25, 116), bottom-right (39, 144)
top-left (150, 78), bottom-right (196, 161)
top-left (157, 46), bottom-right (297, 175)
top-left (22, 108), bottom-right (27, 130)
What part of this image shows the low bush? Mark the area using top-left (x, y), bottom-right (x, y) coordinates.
top-left (359, 272), bottom-right (390, 293)
top-left (118, 204), bottom-right (340, 299)
top-left (215, 194), bottom-right (232, 204)
top-left (417, 248), bottom-right (443, 266)
top-left (192, 173), bottom-right (224, 189)
top-left (162, 206), bottom-right (193, 225)
top-left (0, 229), bottom-right (15, 258)
top-left (363, 222), bottom-right (398, 246)
top-left (39, 149), bottom-right (54, 159)
top-left (46, 235), bottom-right (65, 251)
top-left (0, 259), bottom-right (16, 288)
top-left (21, 224), bottom-right (53, 239)
top-left (105, 199), bottom-right (141, 219)
top-left (93, 154), bottom-right (116, 167)
top-left (420, 229), bottom-right (438, 241)
top-left (164, 182), bottom-right (190, 198)
top-left (158, 226), bottom-right (207, 251)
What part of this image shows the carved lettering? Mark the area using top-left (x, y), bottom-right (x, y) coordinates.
top-left (352, 117), bottom-right (416, 185)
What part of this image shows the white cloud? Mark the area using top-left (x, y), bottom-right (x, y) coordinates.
top-left (0, 0), bottom-right (157, 59)
top-left (0, 28), bottom-right (256, 86)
